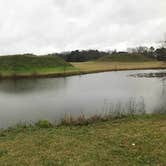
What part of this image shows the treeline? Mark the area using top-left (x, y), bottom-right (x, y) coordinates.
top-left (49, 50), bottom-right (108, 62)
top-left (155, 48), bottom-right (166, 61)
top-left (127, 46), bottom-right (166, 61)
top-left (2, 45), bottom-right (165, 62)
top-left (47, 46), bottom-right (166, 62)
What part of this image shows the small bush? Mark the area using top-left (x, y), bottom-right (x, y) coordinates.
top-left (35, 120), bottom-right (53, 128)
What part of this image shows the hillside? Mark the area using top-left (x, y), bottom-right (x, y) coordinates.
top-left (98, 53), bottom-right (156, 62)
top-left (0, 55), bottom-right (71, 70)
top-left (0, 54), bottom-right (165, 79)
top-left (0, 55), bottom-right (75, 77)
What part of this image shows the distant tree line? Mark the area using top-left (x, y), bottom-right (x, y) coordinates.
top-left (48, 50), bottom-right (109, 62)
top-left (13, 37), bottom-right (166, 62)
top-left (155, 38), bottom-right (166, 61)
top-left (47, 45), bottom-right (166, 62)
top-left (155, 48), bottom-right (166, 61)
top-left (15, 45), bottom-right (166, 62)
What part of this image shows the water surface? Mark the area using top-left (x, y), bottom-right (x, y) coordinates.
top-left (0, 69), bottom-right (166, 128)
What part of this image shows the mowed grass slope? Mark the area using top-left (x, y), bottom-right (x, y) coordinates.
top-left (0, 55), bottom-right (76, 77)
top-left (72, 53), bottom-right (166, 73)
top-left (0, 114), bottom-right (166, 165)
top-left (72, 61), bottom-right (166, 73)
top-left (0, 54), bottom-right (165, 78)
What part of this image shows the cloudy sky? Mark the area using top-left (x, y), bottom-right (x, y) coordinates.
top-left (0, 0), bottom-right (165, 55)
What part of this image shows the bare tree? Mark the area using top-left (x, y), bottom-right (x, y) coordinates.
top-left (159, 33), bottom-right (166, 48)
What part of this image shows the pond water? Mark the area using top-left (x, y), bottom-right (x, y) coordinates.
top-left (0, 69), bottom-right (166, 128)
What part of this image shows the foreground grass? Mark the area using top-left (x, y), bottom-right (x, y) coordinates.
top-left (0, 114), bottom-right (166, 165)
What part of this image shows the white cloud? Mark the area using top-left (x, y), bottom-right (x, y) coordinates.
top-left (0, 0), bottom-right (165, 55)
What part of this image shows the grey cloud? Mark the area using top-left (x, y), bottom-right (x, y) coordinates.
top-left (0, 0), bottom-right (165, 55)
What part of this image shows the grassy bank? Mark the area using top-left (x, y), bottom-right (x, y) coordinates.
top-left (0, 55), bottom-right (77, 78)
top-left (0, 114), bottom-right (166, 165)
top-left (0, 55), bottom-right (165, 79)
top-left (72, 61), bottom-right (166, 73)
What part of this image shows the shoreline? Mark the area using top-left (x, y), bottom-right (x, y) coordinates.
top-left (0, 111), bottom-right (165, 131)
top-left (0, 112), bottom-right (165, 132)
top-left (0, 65), bottom-right (166, 80)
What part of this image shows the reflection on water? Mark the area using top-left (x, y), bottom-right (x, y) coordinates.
top-left (153, 77), bottom-right (166, 113)
top-left (0, 77), bottom-right (68, 94)
top-left (130, 71), bottom-right (166, 78)
top-left (102, 97), bottom-right (146, 115)
top-left (0, 69), bottom-right (165, 129)
top-left (130, 70), bottom-right (166, 113)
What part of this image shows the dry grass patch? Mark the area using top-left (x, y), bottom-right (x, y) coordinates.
top-left (72, 61), bottom-right (166, 73)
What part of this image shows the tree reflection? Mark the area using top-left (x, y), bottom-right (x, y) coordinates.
top-left (0, 77), bottom-right (68, 94)
top-left (154, 77), bottom-right (166, 114)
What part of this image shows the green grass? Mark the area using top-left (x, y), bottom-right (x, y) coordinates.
top-left (98, 53), bottom-right (156, 62)
top-left (0, 54), bottom-right (165, 79)
top-left (0, 55), bottom-right (71, 69)
top-left (0, 114), bottom-right (166, 165)
top-left (0, 55), bottom-right (76, 77)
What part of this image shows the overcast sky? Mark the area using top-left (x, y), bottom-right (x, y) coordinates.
top-left (0, 0), bottom-right (165, 55)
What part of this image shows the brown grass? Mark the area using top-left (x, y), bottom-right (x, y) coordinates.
top-left (72, 61), bottom-right (166, 73)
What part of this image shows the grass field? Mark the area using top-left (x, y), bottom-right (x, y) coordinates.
top-left (0, 54), bottom-right (165, 78)
top-left (72, 61), bottom-right (166, 73)
top-left (0, 114), bottom-right (165, 165)
top-left (0, 55), bottom-right (77, 78)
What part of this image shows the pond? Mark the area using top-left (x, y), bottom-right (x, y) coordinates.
top-left (0, 69), bottom-right (166, 128)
